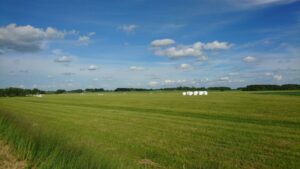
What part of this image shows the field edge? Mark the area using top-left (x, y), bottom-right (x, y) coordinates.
top-left (0, 111), bottom-right (115, 169)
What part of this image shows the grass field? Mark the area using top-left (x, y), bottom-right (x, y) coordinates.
top-left (255, 91), bottom-right (300, 96)
top-left (0, 91), bottom-right (299, 169)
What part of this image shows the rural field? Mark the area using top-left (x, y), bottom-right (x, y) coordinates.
top-left (0, 91), bottom-right (299, 169)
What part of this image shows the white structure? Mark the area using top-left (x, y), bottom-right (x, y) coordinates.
top-left (35, 94), bottom-right (43, 98)
top-left (182, 90), bottom-right (208, 96)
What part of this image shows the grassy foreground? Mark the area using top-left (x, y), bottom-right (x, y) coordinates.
top-left (0, 91), bottom-right (299, 169)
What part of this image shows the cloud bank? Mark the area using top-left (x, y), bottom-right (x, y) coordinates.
top-left (150, 39), bottom-right (232, 60)
top-left (0, 24), bottom-right (66, 53)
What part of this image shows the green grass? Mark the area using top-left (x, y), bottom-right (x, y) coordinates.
top-left (0, 91), bottom-right (299, 169)
top-left (254, 90), bottom-right (300, 96)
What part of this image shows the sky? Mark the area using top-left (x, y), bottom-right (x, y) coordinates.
top-left (0, 0), bottom-right (299, 90)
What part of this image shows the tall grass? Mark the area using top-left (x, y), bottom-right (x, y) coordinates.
top-left (0, 111), bottom-right (114, 169)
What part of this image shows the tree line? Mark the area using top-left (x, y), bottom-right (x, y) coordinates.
top-left (0, 88), bottom-right (105, 97)
top-left (238, 84), bottom-right (300, 91)
top-left (0, 88), bottom-right (45, 97)
top-left (0, 84), bottom-right (299, 97)
top-left (114, 86), bottom-right (231, 91)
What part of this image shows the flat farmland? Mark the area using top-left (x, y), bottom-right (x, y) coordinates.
top-left (0, 91), bottom-right (299, 169)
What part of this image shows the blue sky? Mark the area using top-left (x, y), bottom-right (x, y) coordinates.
top-left (0, 0), bottom-right (299, 90)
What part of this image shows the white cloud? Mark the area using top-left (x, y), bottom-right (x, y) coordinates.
top-left (129, 66), bottom-right (144, 71)
top-left (273, 74), bottom-right (282, 81)
top-left (52, 49), bottom-right (62, 55)
top-left (0, 23), bottom-right (65, 52)
top-left (228, 72), bottom-right (240, 76)
top-left (78, 32), bottom-right (95, 45)
top-left (163, 79), bottom-right (188, 85)
top-left (148, 81), bottom-right (159, 86)
top-left (177, 79), bottom-right (187, 84)
top-left (151, 39), bottom-right (231, 60)
top-left (164, 79), bottom-right (175, 84)
top-left (227, 0), bottom-right (298, 10)
top-left (88, 65), bottom-right (98, 71)
top-left (88, 32), bottom-right (96, 36)
top-left (93, 78), bottom-right (99, 81)
top-left (243, 56), bottom-right (256, 63)
top-left (118, 24), bottom-right (137, 34)
top-left (154, 45), bottom-right (206, 60)
top-left (265, 72), bottom-right (273, 76)
top-left (202, 41), bottom-right (232, 50)
top-left (220, 76), bottom-right (230, 81)
top-left (240, 0), bottom-right (297, 6)
top-left (78, 35), bottom-right (90, 45)
top-left (151, 39), bottom-right (175, 47)
top-left (178, 63), bottom-right (192, 70)
top-left (54, 55), bottom-right (72, 63)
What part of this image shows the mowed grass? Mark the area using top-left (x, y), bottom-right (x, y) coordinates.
top-left (255, 91), bottom-right (300, 96)
top-left (0, 91), bottom-right (299, 169)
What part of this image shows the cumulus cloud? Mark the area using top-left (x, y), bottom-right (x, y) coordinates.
top-left (88, 65), bottom-right (98, 71)
top-left (151, 39), bottom-right (175, 47)
top-left (220, 76), bottom-right (230, 81)
top-left (177, 63), bottom-right (192, 70)
top-left (243, 56), bottom-right (256, 63)
top-left (54, 55), bottom-right (73, 63)
top-left (153, 45), bottom-right (206, 60)
top-left (150, 39), bottom-right (231, 60)
top-left (118, 24), bottom-right (137, 34)
top-left (163, 79), bottom-right (188, 86)
top-left (0, 23), bottom-right (66, 53)
top-left (88, 32), bottom-right (96, 36)
top-left (164, 79), bottom-right (175, 84)
top-left (239, 0), bottom-right (297, 6)
top-left (202, 41), bottom-right (232, 50)
top-left (265, 72), bottom-right (273, 76)
top-left (78, 36), bottom-right (90, 45)
top-left (228, 72), bottom-right (240, 76)
top-left (273, 74), bottom-right (282, 81)
top-left (52, 49), bottom-right (62, 55)
top-left (148, 81), bottom-right (159, 86)
top-left (77, 32), bottom-right (96, 45)
top-left (129, 66), bottom-right (144, 71)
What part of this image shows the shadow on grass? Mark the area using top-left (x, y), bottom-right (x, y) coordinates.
top-left (0, 111), bottom-right (116, 169)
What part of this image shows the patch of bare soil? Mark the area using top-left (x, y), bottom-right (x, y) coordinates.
top-left (0, 140), bottom-right (27, 169)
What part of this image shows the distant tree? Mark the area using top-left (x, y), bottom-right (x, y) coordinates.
top-left (55, 89), bottom-right (66, 94)
top-left (159, 86), bottom-right (206, 91)
top-left (207, 87), bottom-right (231, 91)
top-left (69, 89), bottom-right (84, 93)
top-left (241, 84), bottom-right (300, 91)
top-left (280, 84), bottom-right (300, 90)
top-left (115, 88), bottom-right (149, 92)
top-left (85, 88), bottom-right (104, 92)
top-left (242, 85), bottom-right (281, 91)
top-left (31, 88), bottom-right (40, 94)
